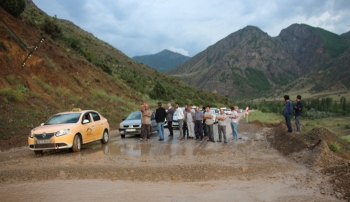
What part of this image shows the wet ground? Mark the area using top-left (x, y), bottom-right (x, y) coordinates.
top-left (0, 120), bottom-right (343, 201)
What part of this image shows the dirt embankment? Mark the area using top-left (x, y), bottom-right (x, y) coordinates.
top-left (264, 121), bottom-right (350, 201)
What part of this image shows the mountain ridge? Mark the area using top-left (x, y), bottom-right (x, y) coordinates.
top-left (132, 49), bottom-right (190, 72)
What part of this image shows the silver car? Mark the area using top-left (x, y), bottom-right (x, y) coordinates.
top-left (119, 111), bottom-right (157, 138)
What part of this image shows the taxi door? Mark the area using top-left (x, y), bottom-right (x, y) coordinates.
top-left (81, 112), bottom-right (95, 143)
top-left (91, 112), bottom-right (104, 140)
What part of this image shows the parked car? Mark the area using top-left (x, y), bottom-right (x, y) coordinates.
top-left (223, 108), bottom-right (232, 115)
top-left (164, 110), bottom-right (179, 129)
top-left (119, 111), bottom-right (157, 138)
top-left (28, 108), bottom-right (110, 154)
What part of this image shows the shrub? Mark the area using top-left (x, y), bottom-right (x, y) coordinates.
top-left (42, 15), bottom-right (62, 39)
top-left (329, 142), bottom-right (341, 153)
top-left (16, 84), bottom-right (29, 93)
top-left (0, 0), bottom-right (25, 18)
top-left (0, 87), bottom-right (26, 102)
top-left (341, 136), bottom-right (350, 143)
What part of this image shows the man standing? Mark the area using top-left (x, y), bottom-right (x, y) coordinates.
top-left (175, 103), bottom-right (184, 140)
top-left (194, 107), bottom-right (203, 140)
top-left (166, 103), bottom-right (174, 137)
top-left (216, 109), bottom-right (227, 143)
top-left (182, 104), bottom-right (189, 138)
top-left (155, 102), bottom-right (166, 141)
top-left (294, 95), bottom-right (303, 133)
top-left (202, 106), bottom-right (208, 137)
top-left (184, 106), bottom-right (195, 139)
top-left (229, 106), bottom-right (239, 140)
top-left (139, 102), bottom-right (152, 141)
top-left (204, 106), bottom-right (215, 142)
top-left (284, 95), bottom-right (293, 133)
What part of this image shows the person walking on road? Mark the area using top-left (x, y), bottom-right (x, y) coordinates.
top-left (155, 102), bottom-right (166, 141)
top-left (284, 95), bottom-right (293, 133)
top-left (184, 106), bottom-right (195, 139)
top-left (175, 103), bottom-right (185, 140)
top-left (166, 103), bottom-right (174, 137)
top-left (216, 109), bottom-right (227, 143)
top-left (294, 95), bottom-right (303, 133)
top-left (194, 107), bottom-right (203, 140)
top-left (204, 106), bottom-right (215, 142)
top-left (139, 102), bottom-right (152, 141)
top-left (229, 106), bottom-right (239, 141)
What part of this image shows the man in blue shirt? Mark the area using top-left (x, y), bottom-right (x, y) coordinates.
top-left (284, 95), bottom-right (293, 133)
top-left (294, 95), bottom-right (303, 133)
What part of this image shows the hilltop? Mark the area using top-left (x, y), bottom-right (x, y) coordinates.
top-left (132, 49), bottom-right (190, 73)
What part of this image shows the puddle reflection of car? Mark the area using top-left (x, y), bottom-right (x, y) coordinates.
top-left (119, 111), bottom-right (158, 138)
top-left (28, 108), bottom-right (110, 154)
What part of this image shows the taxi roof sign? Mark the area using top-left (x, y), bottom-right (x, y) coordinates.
top-left (72, 108), bottom-right (82, 112)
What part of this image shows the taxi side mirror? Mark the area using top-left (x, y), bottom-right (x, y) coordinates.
top-left (41, 123), bottom-right (44, 126)
top-left (83, 119), bottom-right (89, 124)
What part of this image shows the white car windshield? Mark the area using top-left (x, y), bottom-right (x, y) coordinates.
top-left (126, 111), bottom-right (141, 120)
top-left (45, 113), bottom-right (81, 125)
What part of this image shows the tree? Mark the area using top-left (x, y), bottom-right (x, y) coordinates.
top-left (0, 0), bottom-right (26, 18)
top-left (153, 82), bottom-right (166, 99)
top-left (43, 15), bottom-right (62, 39)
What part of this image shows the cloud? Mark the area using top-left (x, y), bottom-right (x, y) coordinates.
top-left (33, 0), bottom-right (350, 57)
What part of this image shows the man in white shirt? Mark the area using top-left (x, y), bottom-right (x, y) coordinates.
top-left (184, 107), bottom-right (195, 139)
top-left (175, 103), bottom-right (184, 140)
top-left (203, 106), bottom-right (215, 142)
top-left (216, 109), bottom-right (227, 143)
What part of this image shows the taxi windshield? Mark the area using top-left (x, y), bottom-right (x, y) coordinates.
top-left (45, 113), bottom-right (81, 125)
top-left (126, 111), bottom-right (141, 120)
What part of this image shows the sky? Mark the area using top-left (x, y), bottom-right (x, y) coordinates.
top-left (32, 0), bottom-right (350, 57)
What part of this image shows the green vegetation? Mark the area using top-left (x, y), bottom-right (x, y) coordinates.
top-left (329, 142), bottom-right (341, 153)
top-left (0, 87), bottom-right (26, 102)
top-left (245, 68), bottom-right (271, 90)
top-left (0, 0), bottom-right (25, 17)
top-left (315, 28), bottom-right (348, 57)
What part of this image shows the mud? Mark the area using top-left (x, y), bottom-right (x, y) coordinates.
top-left (0, 120), bottom-right (349, 201)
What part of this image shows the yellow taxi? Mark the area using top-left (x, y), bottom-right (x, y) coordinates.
top-left (28, 108), bottom-right (109, 154)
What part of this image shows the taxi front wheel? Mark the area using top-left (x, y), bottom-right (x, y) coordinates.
top-left (72, 135), bottom-right (81, 152)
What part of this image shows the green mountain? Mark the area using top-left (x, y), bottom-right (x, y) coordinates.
top-left (132, 49), bottom-right (190, 73)
top-left (168, 24), bottom-right (350, 100)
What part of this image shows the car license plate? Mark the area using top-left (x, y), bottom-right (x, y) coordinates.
top-left (126, 129), bottom-right (136, 132)
top-left (36, 139), bottom-right (51, 144)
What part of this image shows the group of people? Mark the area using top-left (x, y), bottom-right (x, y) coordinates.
top-left (284, 95), bottom-right (303, 133)
top-left (139, 102), bottom-right (241, 143)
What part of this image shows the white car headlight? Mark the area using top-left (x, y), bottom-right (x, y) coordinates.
top-left (55, 129), bottom-right (70, 137)
top-left (119, 123), bottom-right (123, 128)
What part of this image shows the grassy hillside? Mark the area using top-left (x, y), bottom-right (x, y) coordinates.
top-left (0, 5), bottom-right (230, 145)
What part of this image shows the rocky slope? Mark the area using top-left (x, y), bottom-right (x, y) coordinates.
top-left (169, 24), bottom-right (350, 99)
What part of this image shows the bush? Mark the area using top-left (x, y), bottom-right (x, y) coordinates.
top-left (0, 87), bottom-right (26, 102)
top-left (42, 15), bottom-right (62, 39)
top-left (0, 0), bottom-right (25, 18)
top-left (329, 142), bottom-right (341, 153)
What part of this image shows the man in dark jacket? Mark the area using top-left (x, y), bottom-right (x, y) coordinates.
top-left (294, 95), bottom-right (303, 133)
top-left (284, 95), bottom-right (293, 133)
top-left (155, 102), bottom-right (166, 141)
top-left (166, 103), bottom-right (174, 137)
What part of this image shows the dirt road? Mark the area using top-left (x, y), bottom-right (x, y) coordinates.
top-left (0, 120), bottom-right (345, 201)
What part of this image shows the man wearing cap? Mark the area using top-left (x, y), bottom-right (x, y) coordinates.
top-left (155, 102), bottom-right (167, 141)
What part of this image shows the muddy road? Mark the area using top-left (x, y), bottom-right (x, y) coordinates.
top-left (0, 120), bottom-right (344, 201)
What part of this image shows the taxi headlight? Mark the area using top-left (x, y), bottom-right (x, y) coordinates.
top-left (55, 129), bottom-right (70, 137)
top-left (29, 131), bottom-right (34, 138)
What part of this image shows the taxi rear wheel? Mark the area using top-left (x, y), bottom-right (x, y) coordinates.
top-left (100, 130), bottom-right (109, 144)
top-left (72, 135), bottom-right (81, 152)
